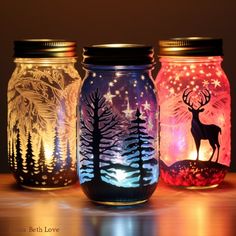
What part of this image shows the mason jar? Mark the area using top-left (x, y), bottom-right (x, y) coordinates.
top-left (8, 39), bottom-right (81, 189)
top-left (78, 44), bottom-right (159, 205)
top-left (156, 37), bottom-right (231, 188)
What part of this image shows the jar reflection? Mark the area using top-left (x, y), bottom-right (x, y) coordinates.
top-left (82, 214), bottom-right (156, 236)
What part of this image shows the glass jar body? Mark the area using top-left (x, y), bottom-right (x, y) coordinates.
top-left (8, 58), bottom-right (81, 189)
top-left (155, 56), bottom-right (231, 188)
top-left (78, 65), bottom-right (159, 205)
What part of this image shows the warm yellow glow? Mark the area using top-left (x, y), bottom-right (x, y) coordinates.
top-left (29, 200), bottom-right (60, 236)
top-left (195, 205), bottom-right (207, 236)
top-left (189, 141), bottom-right (211, 161)
top-left (44, 145), bottom-right (53, 161)
top-left (115, 170), bottom-right (127, 182)
top-left (189, 150), bottom-right (197, 160)
top-left (115, 72), bottom-right (122, 77)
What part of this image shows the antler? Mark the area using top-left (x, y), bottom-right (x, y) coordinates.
top-left (198, 89), bottom-right (211, 109)
top-left (182, 89), bottom-right (194, 108)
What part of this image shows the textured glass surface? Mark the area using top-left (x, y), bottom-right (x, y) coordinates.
top-left (156, 56), bottom-right (231, 187)
top-left (78, 67), bottom-right (159, 203)
top-left (8, 58), bottom-right (81, 189)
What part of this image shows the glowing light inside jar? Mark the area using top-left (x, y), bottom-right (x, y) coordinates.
top-left (189, 141), bottom-right (211, 161)
top-left (44, 144), bottom-right (53, 162)
top-left (8, 56), bottom-right (80, 189)
top-left (156, 56), bottom-right (230, 187)
top-left (115, 169), bottom-right (127, 182)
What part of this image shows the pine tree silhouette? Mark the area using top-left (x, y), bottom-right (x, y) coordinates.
top-left (25, 132), bottom-right (36, 176)
top-left (51, 126), bottom-right (63, 172)
top-left (80, 89), bottom-right (123, 184)
top-left (65, 140), bottom-right (72, 170)
top-left (122, 108), bottom-right (157, 186)
top-left (12, 142), bottom-right (17, 171)
top-left (38, 138), bottom-right (46, 174)
top-left (8, 141), bottom-right (13, 169)
top-left (15, 128), bottom-right (24, 175)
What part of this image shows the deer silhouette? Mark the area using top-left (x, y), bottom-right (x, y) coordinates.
top-left (182, 89), bottom-right (221, 162)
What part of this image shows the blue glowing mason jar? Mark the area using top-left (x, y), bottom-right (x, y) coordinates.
top-left (78, 44), bottom-right (159, 205)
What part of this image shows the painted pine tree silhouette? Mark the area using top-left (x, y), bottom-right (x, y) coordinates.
top-left (11, 141), bottom-right (17, 172)
top-left (25, 133), bottom-right (36, 176)
top-left (65, 140), bottom-right (73, 170)
top-left (8, 141), bottom-right (13, 170)
top-left (122, 108), bottom-right (157, 186)
top-left (51, 126), bottom-right (63, 172)
top-left (80, 89), bottom-right (123, 184)
top-left (15, 128), bottom-right (24, 174)
top-left (38, 138), bottom-right (47, 174)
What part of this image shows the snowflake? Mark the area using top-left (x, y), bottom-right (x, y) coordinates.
top-left (202, 80), bottom-right (209, 87)
top-left (211, 79), bottom-right (221, 88)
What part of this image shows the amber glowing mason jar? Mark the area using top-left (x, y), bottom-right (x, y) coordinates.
top-left (78, 44), bottom-right (159, 205)
top-left (8, 39), bottom-right (81, 189)
top-left (155, 37), bottom-right (231, 188)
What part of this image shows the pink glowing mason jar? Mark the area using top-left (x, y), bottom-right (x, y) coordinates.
top-left (156, 37), bottom-right (231, 188)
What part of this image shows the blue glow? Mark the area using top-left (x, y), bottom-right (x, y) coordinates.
top-left (78, 69), bottom-right (159, 189)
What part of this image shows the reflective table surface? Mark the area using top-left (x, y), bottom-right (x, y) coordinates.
top-left (0, 174), bottom-right (236, 236)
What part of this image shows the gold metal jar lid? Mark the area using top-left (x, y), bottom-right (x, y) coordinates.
top-left (83, 44), bottom-right (155, 65)
top-left (14, 39), bottom-right (77, 58)
top-left (158, 37), bottom-right (223, 56)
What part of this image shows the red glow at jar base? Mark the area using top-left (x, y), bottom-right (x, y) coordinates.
top-left (160, 160), bottom-right (228, 187)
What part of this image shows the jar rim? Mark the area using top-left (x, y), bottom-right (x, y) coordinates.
top-left (82, 63), bottom-right (155, 71)
top-left (14, 39), bottom-right (77, 58)
top-left (83, 44), bottom-right (155, 66)
top-left (14, 57), bottom-right (77, 64)
top-left (159, 56), bottom-right (223, 63)
top-left (158, 37), bottom-right (223, 57)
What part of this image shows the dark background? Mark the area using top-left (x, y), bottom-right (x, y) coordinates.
top-left (0, 0), bottom-right (235, 172)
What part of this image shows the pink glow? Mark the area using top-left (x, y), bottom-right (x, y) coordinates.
top-left (156, 56), bottom-right (231, 187)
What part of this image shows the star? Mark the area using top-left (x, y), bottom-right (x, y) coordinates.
top-left (211, 79), bottom-right (221, 88)
top-left (122, 98), bottom-right (135, 118)
top-left (202, 80), bottom-right (209, 87)
top-left (142, 100), bottom-right (151, 111)
top-left (104, 87), bottom-right (116, 103)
